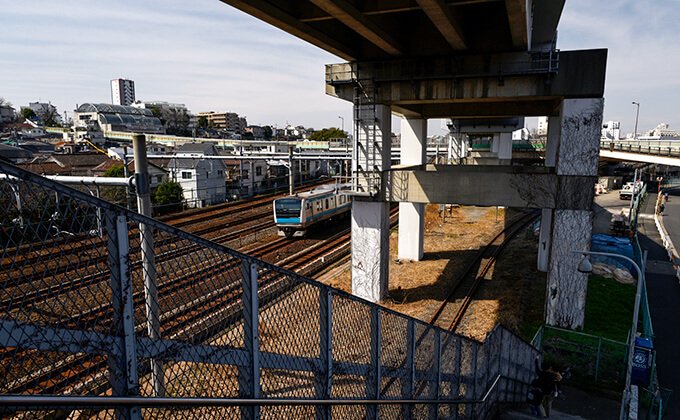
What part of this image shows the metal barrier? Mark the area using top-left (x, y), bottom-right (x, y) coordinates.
top-left (601, 140), bottom-right (680, 158)
top-left (0, 161), bottom-right (539, 419)
top-left (531, 325), bottom-right (628, 386)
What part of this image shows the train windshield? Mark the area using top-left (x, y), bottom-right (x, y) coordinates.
top-left (275, 199), bottom-right (302, 218)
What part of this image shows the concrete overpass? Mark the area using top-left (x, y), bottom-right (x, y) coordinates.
top-left (220, 0), bottom-right (607, 330)
top-left (601, 139), bottom-right (680, 167)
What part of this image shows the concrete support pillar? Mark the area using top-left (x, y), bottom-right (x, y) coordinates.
top-left (545, 115), bottom-right (560, 168)
top-left (545, 98), bottom-right (604, 329)
top-left (537, 209), bottom-right (552, 272)
top-left (498, 132), bottom-right (513, 162)
top-left (447, 125), bottom-right (466, 164)
top-left (491, 134), bottom-right (500, 154)
top-left (351, 103), bottom-right (391, 302)
top-left (352, 200), bottom-right (391, 302)
top-left (538, 115), bottom-right (561, 271)
top-left (353, 103), bottom-right (391, 194)
top-left (398, 118), bottom-right (427, 261)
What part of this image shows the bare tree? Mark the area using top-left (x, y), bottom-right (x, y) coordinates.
top-left (35, 104), bottom-right (60, 126)
top-left (0, 97), bottom-right (12, 107)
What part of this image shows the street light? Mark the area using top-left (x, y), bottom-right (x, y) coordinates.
top-left (632, 102), bottom-right (640, 140)
top-left (338, 116), bottom-right (344, 133)
top-left (572, 250), bottom-right (645, 420)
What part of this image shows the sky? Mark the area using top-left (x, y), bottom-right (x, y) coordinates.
top-left (1, 0), bottom-right (678, 137)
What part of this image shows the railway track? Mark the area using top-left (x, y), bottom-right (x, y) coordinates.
top-left (428, 210), bottom-right (540, 332)
top-left (0, 179), bottom-right (330, 274)
top-left (2, 204), bottom-right (396, 402)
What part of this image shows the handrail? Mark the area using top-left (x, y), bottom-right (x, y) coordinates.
top-left (0, 375), bottom-right (508, 408)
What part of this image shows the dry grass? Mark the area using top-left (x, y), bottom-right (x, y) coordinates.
top-left (320, 204), bottom-right (547, 342)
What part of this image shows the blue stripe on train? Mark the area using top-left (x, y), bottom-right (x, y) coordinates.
top-left (277, 218), bottom-right (301, 224)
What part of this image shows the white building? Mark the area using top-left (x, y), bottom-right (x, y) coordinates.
top-left (536, 116), bottom-right (548, 136)
top-left (639, 123), bottom-right (679, 141)
top-left (169, 143), bottom-right (227, 208)
top-left (0, 104), bottom-right (15, 124)
top-left (601, 121), bottom-right (621, 141)
top-left (74, 103), bottom-right (164, 133)
top-left (131, 100), bottom-right (189, 115)
top-left (111, 79), bottom-right (135, 106)
top-left (22, 102), bottom-right (62, 124)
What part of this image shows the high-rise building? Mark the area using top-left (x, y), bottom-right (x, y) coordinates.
top-left (110, 79), bottom-right (135, 106)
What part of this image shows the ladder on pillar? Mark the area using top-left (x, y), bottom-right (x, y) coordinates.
top-left (352, 81), bottom-right (381, 197)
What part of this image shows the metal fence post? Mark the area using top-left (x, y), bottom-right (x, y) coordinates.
top-left (132, 134), bottom-right (164, 397)
top-left (316, 288), bottom-right (332, 420)
top-left (401, 319), bottom-right (415, 420)
top-left (106, 211), bottom-right (141, 420)
top-left (239, 261), bottom-right (260, 420)
top-left (367, 306), bottom-right (381, 420)
top-left (430, 330), bottom-right (441, 420)
top-left (595, 337), bottom-right (602, 382)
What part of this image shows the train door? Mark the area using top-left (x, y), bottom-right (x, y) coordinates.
top-left (315, 199), bottom-right (323, 218)
top-left (305, 201), bottom-right (313, 222)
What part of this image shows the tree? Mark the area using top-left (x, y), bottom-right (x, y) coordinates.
top-left (36, 106), bottom-right (59, 127)
top-left (309, 127), bottom-right (348, 142)
top-left (151, 107), bottom-right (166, 125)
top-left (198, 116), bottom-right (208, 129)
top-left (163, 109), bottom-right (191, 136)
top-left (104, 164), bottom-right (125, 178)
top-left (22, 108), bottom-right (36, 120)
top-left (264, 125), bottom-right (273, 140)
top-left (154, 180), bottom-right (184, 214)
top-left (0, 97), bottom-right (12, 107)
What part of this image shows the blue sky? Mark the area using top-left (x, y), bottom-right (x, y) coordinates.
top-left (1, 0), bottom-right (678, 136)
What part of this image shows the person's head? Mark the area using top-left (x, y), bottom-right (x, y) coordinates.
top-left (541, 361), bottom-right (550, 371)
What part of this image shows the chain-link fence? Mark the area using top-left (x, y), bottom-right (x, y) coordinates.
top-left (1, 161), bottom-right (539, 419)
top-left (532, 325), bottom-right (628, 391)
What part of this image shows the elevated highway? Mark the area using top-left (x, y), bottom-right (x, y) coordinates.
top-left (220, 1), bottom-right (608, 334)
top-left (600, 139), bottom-right (680, 167)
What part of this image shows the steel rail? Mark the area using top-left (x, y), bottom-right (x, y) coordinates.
top-left (428, 210), bottom-right (539, 325)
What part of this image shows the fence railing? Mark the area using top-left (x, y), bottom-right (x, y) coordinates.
top-left (0, 161), bottom-right (540, 419)
top-left (601, 140), bottom-right (680, 158)
top-left (531, 325), bottom-right (628, 388)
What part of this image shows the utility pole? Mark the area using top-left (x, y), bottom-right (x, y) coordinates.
top-left (288, 146), bottom-right (295, 195)
top-left (632, 101), bottom-right (640, 140)
top-left (132, 134), bottom-right (164, 397)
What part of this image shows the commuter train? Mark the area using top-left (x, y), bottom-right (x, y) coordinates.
top-left (273, 184), bottom-right (352, 237)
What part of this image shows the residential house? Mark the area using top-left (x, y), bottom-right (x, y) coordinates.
top-left (169, 142), bottom-right (226, 208)
top-left (0, 143), bottom-right (33, 164)
top-left (43, 153), bottom-right (111, 176)
top-left (0, 104), bottom-right (15, 124)
top-left (93, 160), bottom-right (168, 191)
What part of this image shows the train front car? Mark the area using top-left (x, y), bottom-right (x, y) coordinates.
top-left (273, 196), bottom-right (304, 237)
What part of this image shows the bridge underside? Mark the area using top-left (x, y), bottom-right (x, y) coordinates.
top-left (600, 150), bottom-right (680, 167)
top-left (221, 0), bottom-right (607, 330)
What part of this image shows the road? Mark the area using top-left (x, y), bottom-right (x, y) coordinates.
top-left (593, 188), bottom-right (679, 417)
top-left (633, 189), bottom-right (680, 418)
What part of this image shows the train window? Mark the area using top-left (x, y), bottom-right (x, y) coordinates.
top-left (325, 199), bottom-right (329, 209)
top-left (316, 201), bottom-right (322, 211)
top-left (275, 199), bottom-right (301, 218)
top-left (306, 203), bottom-right (312, 210)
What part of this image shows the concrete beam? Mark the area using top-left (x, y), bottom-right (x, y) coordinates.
top-left (386, 164), bottom-right (595, 210)
top-left (599, 150), bottom-right (680, 167)
top-left (504, 0), bottom-right (529, 50)
top-left (327, 49), bottom-right (607, 118)
top-left (416, 0), bottom-right (468, 50)
top-left (220, 0), bottom-right (357, 61)
top-left (309, 0), bottom-right (403, 56)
